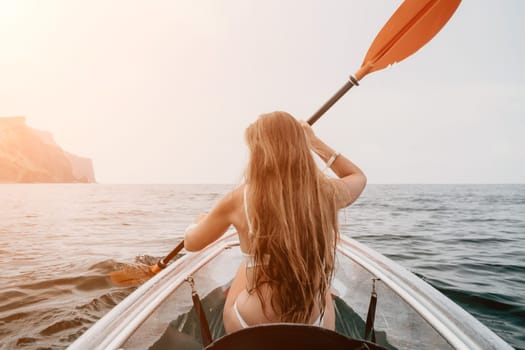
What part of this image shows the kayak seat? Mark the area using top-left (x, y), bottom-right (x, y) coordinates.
top-left (205, 323), bottom-right (389, 350)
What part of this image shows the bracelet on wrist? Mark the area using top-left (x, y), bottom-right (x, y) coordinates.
top-left (326, 152), bottom-right (341, 168)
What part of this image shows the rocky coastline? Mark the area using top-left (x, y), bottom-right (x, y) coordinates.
top-left (0, 117), bottom-right (95, 183)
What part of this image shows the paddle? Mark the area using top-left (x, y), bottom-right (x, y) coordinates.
top-left (110, 241), bottom-right (184, 286)
top-left (307, 0), bottom-right (461, 125)
top-left (109, 0), bottom-right (461, 287)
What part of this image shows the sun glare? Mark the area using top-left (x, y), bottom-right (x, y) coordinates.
top-left (0, 1), bottom-right (20, 23)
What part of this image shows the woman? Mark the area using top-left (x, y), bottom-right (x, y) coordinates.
top-left (184, 111), bottom-right (366, 333)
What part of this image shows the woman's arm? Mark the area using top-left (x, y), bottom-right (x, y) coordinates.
top-left (301, 122), bottom-right (367, 208)
top-left (184, 191), bottom-right (235, 251)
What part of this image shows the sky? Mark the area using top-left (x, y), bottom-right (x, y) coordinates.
top-left (1, 0), bottom-right (524, 184)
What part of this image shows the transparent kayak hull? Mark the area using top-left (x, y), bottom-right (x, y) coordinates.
top-left (68, 232), bottom-right (513, 350)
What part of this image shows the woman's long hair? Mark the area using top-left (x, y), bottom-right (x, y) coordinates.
top-left (245, 111), bottom-right (339, 323)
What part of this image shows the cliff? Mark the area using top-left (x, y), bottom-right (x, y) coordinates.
top-left (0, 117), bottom-right (96, 183)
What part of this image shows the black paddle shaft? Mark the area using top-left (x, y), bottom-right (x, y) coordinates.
top-left (307, 76), bottom-right (359, 125)
top-left (157, 240), bottom-right (185, 268)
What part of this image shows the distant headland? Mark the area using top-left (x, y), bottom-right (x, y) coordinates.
top-left (0, 116), bottom-right (96, 183)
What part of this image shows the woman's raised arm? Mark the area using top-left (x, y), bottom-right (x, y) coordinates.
top-left (301, 121), bottom-right (366, 208)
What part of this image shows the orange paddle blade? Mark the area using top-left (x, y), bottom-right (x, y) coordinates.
top-left (110, 264), bottom-right (156, 287)
top-left (109, 241), bottom-right (184, 286)
top-left (355, 0), bottom-right (461, 80)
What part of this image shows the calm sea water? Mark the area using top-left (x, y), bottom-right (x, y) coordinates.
top-left (0, 184), bottom-right (523, 349)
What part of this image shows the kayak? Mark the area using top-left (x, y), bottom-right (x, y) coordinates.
top-left (68, 231), bottom-right (513, 350)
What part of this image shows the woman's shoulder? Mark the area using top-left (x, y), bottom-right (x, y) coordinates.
top-left (230, 184), bottom-right (246, 201)
top-left (216, 184), bottom-right (245, 212)
top-left (216, 184), bottom-right (248, 230)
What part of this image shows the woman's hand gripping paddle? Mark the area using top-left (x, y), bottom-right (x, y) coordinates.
top-left (110, 241), bottom-right (184, 286)
top-left (307, 0), bottom-right (462, 125)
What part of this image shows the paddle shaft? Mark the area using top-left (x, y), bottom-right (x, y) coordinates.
top-left (307, 76), bottom-right (359, 125)
top-left (307, 0), bottom-right (461, 125)
top-left (157, 240), bottom-right (184, 268)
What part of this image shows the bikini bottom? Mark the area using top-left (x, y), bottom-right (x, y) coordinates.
top-left (233, 299), bottom-right (323, 328)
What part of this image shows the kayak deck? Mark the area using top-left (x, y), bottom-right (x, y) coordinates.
top-left (69, 232), bottom-right (513, 350)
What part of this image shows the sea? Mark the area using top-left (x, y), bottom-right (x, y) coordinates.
top-left (0, 184), bottom-right (523, 350)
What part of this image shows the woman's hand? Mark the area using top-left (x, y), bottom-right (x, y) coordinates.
top-left (301, 120), bottom-right (330, 159)
top-left (300, 120), bottom-right (321, 149)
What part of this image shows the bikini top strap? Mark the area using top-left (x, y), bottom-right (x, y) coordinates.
top-left (243, 186), bottom-right (254, 234)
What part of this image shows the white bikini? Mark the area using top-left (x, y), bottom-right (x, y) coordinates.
top-left (233, 298), bottom-right (324, 328)
top-left (240, 186), bottom-right (257, 268)
top-left (232, 187), bottom-right (324, 328)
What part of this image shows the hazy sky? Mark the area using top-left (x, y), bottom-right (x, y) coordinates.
top-left (1, 1), bottom-right (524, 184)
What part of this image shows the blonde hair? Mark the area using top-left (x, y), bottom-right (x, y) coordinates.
top-left (245, 111), bottom-right (339, 323)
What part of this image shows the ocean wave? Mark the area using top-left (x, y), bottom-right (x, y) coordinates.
top-left (442, 288), bottom-right (522, 311)
top-left (0, 275), bottom-right (135, 349)
top-left (392, 206), bottom-right (451, 212)
top-left (39, 317), bottom-right (92, 336)
top-left (453, 237), bottom-right (518, 244)
top-left (425, 280), bottom-right (525, 345)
